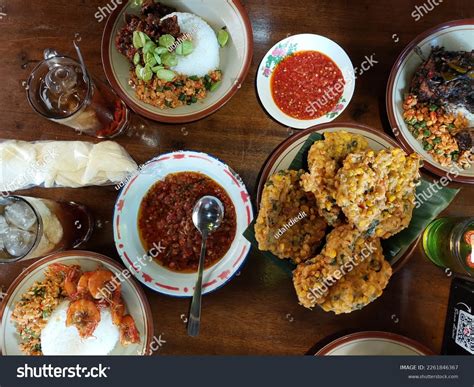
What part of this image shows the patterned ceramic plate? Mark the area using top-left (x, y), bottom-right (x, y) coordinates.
top-left (0, 251), bottom-right (154, 356)
top-left (315, 331), bottom-right (434, 356)
top-left (114, 151), bottom-right (253, 297)
top-left (256, 34), bottom-right (355, 129)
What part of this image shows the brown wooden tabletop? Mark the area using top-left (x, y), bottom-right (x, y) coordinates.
top-left (0, 0), bottom-right (473, 355)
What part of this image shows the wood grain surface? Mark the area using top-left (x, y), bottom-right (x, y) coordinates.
top-left (0, 0), bottom-right (473, 355)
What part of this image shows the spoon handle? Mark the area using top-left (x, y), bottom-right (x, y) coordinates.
top-left (187, 234), bottom-right (207, 336)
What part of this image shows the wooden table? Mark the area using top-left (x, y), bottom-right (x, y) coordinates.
top-left (0, 0), bottom-right (473, 355)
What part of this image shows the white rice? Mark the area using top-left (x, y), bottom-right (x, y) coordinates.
top-left (40, 301), bottom-right (119, 356)
top-left (448, 104), bottom-right (474, 127)
top-left (162, 12), bottom-right (220, 77)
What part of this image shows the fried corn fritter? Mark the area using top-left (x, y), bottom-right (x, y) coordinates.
top-left (319, 238), bottom-right (392, 314)
top-left (255, 169), bottom-right (327, 264)
top-left (377, 198), bottom-right (416, 239)
top-left (301, 132), bottom-right (369, 226)
top-left (293, 224), bottom-right (392, 312)
top-left (335, 148), bottom-right (420, 237)
top-left (293, 224), bottom-right (370, 307)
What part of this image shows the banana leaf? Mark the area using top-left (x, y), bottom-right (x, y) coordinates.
top-left (244, 132), bottom-right (460, 274)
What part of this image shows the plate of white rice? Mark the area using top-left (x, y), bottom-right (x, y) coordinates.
top-left (102, 0), bottom-right (253, 123)
top-left (0, 251), bottom-right (154, 356)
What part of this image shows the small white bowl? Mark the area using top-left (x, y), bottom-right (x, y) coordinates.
top-left (257, 34), bottom-right (355, 129)
top-left (113, 151), bottom-right (253, 297)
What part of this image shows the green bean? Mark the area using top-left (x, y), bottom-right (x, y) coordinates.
top-left (144, 52), bottom-right (157, 67)
top-left (139, 31), bottom-right (149, 47)
top-left (154, 47), bottom-right (168, 55)
top-left (217, 28), bottom-right (229, 47)
top-left (176, 41), bottom-right (194, 56)
top-left (210, 80), bottom-right (222, 92)
top-left (133, 31), bottom-right (143, 49)
top-left (161, 52), bottom-right (178, 67)
top-left (135, 64), bottom-right (144, 80)
top-left (133, 52), bottom-right (141, 65)
top-left (152, 65), bottom-right (164, 73)
top-left (156, 69), bottom-right (176, 82)
top-left (159, 34), bottom-right (175, 48)
top-left (143, 41), bottom-right (156, 54)
top-left (141, 65), bottom-right (153, 82)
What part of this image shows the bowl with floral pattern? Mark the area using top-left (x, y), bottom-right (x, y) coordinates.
top-left (257, 34), bottom-right (355, 129)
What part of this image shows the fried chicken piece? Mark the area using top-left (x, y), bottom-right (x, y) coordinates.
top-left (335, 148), bottom-right (420, 237)
top-left (292, 225), bottom-right (392, 313)
top-left (301, 132), bottom-right (369, 226)
top-left (255, 170), bottom-right (327, 264)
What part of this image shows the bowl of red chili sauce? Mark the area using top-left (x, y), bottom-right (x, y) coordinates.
top-left (257, 34), bottom-right (355, 129)
top-left (113, 151), bottom-right (253, 297)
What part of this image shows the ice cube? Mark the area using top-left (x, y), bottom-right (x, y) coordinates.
top-left (45, 66), bottom-right (78, 95)
top-left (5, 201), bottom-right (37, 230)
top-left (4, 229), bottom-right (35, 257)
top-left (0, 215), bottom-right (8, 234)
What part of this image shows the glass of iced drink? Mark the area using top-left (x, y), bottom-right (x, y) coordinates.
top-left (0, 196), bottom-right (94, 263)
top-left (26, 49), bottom-right (130, 138)
top-left (422, 217), bottom-right (474, 276)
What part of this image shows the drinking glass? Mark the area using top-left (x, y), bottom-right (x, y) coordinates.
top-left (422, 217), bottom-right (474, 276)
top-left (26, 49), bottom-right (130, 138)
top-left (0, 196), bottom-right (94, 263)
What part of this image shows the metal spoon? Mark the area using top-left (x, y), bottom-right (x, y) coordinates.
top-left (73, 40), bottom-right (88, 83)
top-left (187, 196), bottom-right (224, 337)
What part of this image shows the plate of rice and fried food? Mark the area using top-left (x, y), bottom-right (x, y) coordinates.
top-left (0, 251), bottom-right (153, 356)
top-left (102, 0), bottom-right (253, 123)
top-left (251, 124), bottom-right (425, 315)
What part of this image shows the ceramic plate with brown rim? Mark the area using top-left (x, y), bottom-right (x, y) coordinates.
top-left (0, 251), bottom-right (153, 356)
top-left (256, 122), bottom-right (421, 272)
top-left (387, 19), bottom-right (474, 184)
top-left (101, 0), bottom-right (253, 123)
top-left (315, 331), bottom-right (434, 356)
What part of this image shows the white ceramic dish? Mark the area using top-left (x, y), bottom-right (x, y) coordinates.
top-left (0, 251), bottom-right (153, 356)
top-left (102, 0), bottom-right (253, 123)
top-left (257, 34), bottom-right (355, 129)
top-left (114, 151), bottom-right (253, 297)
top-left (316, 331), bottom-right (434, 356)
top-left (387, 19), bottom-right (474, 184)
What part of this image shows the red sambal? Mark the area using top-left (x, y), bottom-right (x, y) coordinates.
top-left (271, 50), bottom-right (345, 120)
top-left (138, 172), bottom-right (237, 272)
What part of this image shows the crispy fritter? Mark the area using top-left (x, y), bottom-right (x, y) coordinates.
top-left (292, 224), bottom-right (392, 313)
top-left (376, 198), bottom-right (416, 239)
top-left (255, 170), bottom-right (327, 264)
top-left (335, 148), bottom-right (420, 237)
top-left (319, 238), bottom-right (392, 314)
top-left (301, 132), bottom-right (369, 225)
top-left (293, 224), bottom-right (367, 307)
